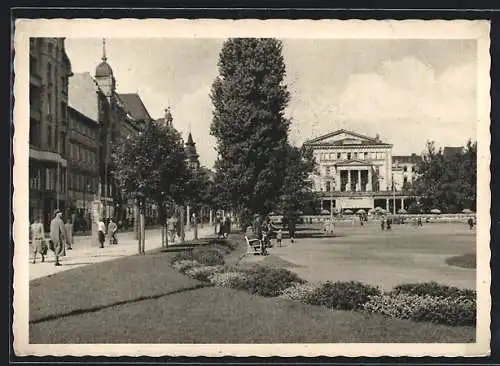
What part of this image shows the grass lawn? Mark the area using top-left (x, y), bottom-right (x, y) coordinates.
top-left (445, 253), bottom-right (476, 269)
top-left (30, 234), bottom-right (475, 344)
top-left (255, 222), bottom-right (476, 291)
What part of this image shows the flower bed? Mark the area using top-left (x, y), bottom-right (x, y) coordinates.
top-left (169, 239), bottom-right (476, 327)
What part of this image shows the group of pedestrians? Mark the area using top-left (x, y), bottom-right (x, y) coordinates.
top-left (30, 209), bottom-right (73, 266)
top-left (30, 210), bottom-right (119, 266)
top-left (380, 215), bottom-right (393, 231)
top-left (215, 214), bottom-right (232, 239)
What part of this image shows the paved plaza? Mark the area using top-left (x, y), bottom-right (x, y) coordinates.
top-left (29, 225), bottom-right (215, 281)
top-left (241, 221), bottom-right (476, 291)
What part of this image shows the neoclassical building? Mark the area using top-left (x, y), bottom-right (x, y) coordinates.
top-left (303, 129), bottom-right (418, 213)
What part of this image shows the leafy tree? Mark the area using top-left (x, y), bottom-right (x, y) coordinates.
top-left (111, 120), bottom-right (194, 243)
top-left (210, 38), bottom-right (291, 226)
top-left (412, 140), bottom-right (476, 213)
top-left (278, 144), bottom-right (318, 229)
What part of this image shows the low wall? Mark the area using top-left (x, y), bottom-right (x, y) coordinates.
top-left (270, 214), bottom-right (476, 225)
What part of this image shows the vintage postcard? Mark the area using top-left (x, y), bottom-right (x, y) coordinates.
top-left (13, 18), bottom-right (491, 357)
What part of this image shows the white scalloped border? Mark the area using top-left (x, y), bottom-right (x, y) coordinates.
top-left (12, 18), bottom-right (491, 358)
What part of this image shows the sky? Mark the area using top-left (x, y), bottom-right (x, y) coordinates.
top-left (65, 38), bottom-right (477, 169)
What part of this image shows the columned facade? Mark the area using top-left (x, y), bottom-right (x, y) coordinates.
top-left (304, 129), bottom-right (416, 213)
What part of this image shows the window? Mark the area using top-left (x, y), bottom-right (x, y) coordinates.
top-left (47, 125), bottom-right (52, 148)
top-left (47, 63), bottom-right (52, 84)
top-left (29, 119), bottom-right (40, 147)
top-left (364, 152), bottom-right (368, 159)
top-left (60, 102), bottom-right (67, 124)
top-left (326, 181), bottom-right (331, 192)
top-left (353, 152), bottom-right (358, 159)
top-left (403, 166), bottom-right (407, 172)
top-left (325, 166), bottom-right (331, 176)
top-left (54, 128), bottom-right (58, 152)
top-left (29, 165), bottom-right (41, 190)
top-left (30, 56), bottom-right (38, 75)
top-left (337, 153), bottom-right (341, 159)
top-left (403, 177), bottom-right (408, 184)
top-left (60, 132), bottom-right (66, 155)
top-left (412, 166), bottom-right (416, 173)
top-left (46, 92), bottom-right (52, 114)
top-left (347, 152), bottom-right (352, 160)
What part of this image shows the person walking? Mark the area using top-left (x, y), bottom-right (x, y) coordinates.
top-left (108, 218), bottom-right (118, 245)
top-left (64, 219), bottom-right (73, 250)
top-left (98, 218), bottom-right (106, 248)
top-left (380, 215), bottom-right (386, 231)
top-left (30, 216), bottom-right (47, 264)
top-left (49, 210), bottom-right (67, 266)
top-left (468, 217), bottom-right (475, 230)
top-left (167, 215), bottom-right (177, 244)
top-left (386, 216), bottom-right (393, 231)
top-left (276, 228), bottom-right (283, 247)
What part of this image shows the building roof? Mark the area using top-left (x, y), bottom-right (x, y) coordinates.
top-left (95, 61), bottom-right (113, 77)
top-left (186, 132), bottom-right (195, 145)
top-left (392, 154), bottom-right (419, 164)
top-left (304, 129), bottom-right (392, 147)
top-left (68, 72), bottom-right (102, 122)
top-left (117, 93), bottom-right (152, 122)
top-left (67, 105), bottom-right (99, 127)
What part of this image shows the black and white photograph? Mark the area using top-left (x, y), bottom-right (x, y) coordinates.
top-left (13, 19), bottom-right (491, 357)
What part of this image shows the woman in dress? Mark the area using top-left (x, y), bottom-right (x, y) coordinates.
top-left (30, 216), bottom-right (47, 264)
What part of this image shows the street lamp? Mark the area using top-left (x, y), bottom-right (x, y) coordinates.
top-left (135, 191), bottom-right (146, 255)
top-left (83, 183), bottom-right (92, 229)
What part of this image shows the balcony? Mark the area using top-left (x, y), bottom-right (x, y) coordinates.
top-left (318, 190), bottom-right (415, 198)
top-left (30, 74), bottom-right (42, 88)
top-left (30, 106), bottom-right (41, 121)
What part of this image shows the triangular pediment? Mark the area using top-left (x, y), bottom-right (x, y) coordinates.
top-left (304, 129), bottom-right (390, 146)
top-left (335, 159), bottom-right (374, 167)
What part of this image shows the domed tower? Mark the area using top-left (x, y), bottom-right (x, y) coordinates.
top-left (94, 38), bottom-right (115, 99)
top-left (185, 132), bottom-right (200, 171)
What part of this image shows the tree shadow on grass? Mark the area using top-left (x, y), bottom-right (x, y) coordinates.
top-left (293, 232), bottom-right (347, 239)
top-left (30, 283), bottom-right (212, 325)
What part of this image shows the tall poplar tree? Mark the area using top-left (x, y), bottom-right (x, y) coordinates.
top-left (210, 38), bottom-right (291, 226)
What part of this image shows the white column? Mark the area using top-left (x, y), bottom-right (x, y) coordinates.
top-left (209, 209), bottom-right (213, 224)
top-left (186, 205), bottom-right (190, 231)
top-left (401, 198), bottom-right (405, 210)
top-left (357, 170), bottom-right (361, 192)
top-left (367, 169), bottom-right (372, 192)
top-left (346, 169), bottom-right (351, 191)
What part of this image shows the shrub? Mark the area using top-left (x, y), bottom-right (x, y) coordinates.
top-left (171, 251), bottom-right (195, 264)
top-left (279, 282), bottom-right (319, 301)
top-left (363, 293), bottom-right (476, 326)
top-left (191, 247), bottom-right (225, 266)
top-left (231, 265), bottom-right (306, 297)
top-left (305, 281), bottom-right (382, 310)
top-left (185, 265), bottom-right (224, 282)
top-left (209, 272), bottom-right (247, 288)
top-left (393, 282), bottom-right (475, 301)
top-left (172, 259), bottom-right (202, 274)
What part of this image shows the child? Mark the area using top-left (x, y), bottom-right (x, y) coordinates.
top-left (276, 228), bottom-right (283, 247)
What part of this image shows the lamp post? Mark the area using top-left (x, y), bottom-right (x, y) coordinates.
top-left (135, 191), bottom-right (146, 255)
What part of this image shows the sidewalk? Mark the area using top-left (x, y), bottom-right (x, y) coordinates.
top-left (29, 225), bottom-right (215, 281)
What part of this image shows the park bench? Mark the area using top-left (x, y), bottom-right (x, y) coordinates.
top-left (245, 235), bottom-right (267, 256)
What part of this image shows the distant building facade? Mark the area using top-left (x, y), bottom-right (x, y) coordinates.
top-left (67, 40), bottom-right (152, 226)
top-left (29, 37), bottom-right (73, 230)
top-left (67, 106), bottom-right (100, 227)
top-left (304, 129), bottom-right (418, 213)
